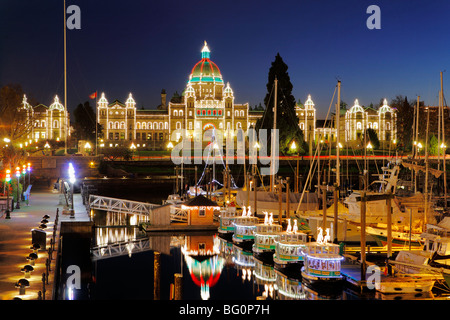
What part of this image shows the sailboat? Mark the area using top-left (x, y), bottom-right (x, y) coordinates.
top-left (235, 77), bottom-right (319, 217)
top-left (340, 160), bottom-right (431, 247)
top-left (388, 217), bottom-right (450, 289)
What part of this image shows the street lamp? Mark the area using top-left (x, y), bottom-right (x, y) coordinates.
top-left (5, 169), bottom-right (11, 219)
top-left (130, 143), bottom-right (136, 161)
top-left (27, 163), bottom-right (31, 187)
top-left (290, 140), bottom-right (299, 193)
top-left (84, 142), bottom-right (92, 155)
top-left (417, 142), bottom-right (423, 155)
top-left (68, 163), bottom-right (76, 217)
top-left (15, 167), bottom-right (20, 209)
top-left (22, 165), bottom-right (26, 190)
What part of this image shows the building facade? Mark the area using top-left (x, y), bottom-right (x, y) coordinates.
top-left (21, 94), bottom-right (70, 143)
top-left (295, 95), bottom-right (397, 147)
top-left (97, 42), bottom-right (263, 149)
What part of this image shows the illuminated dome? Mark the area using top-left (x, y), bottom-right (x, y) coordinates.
top-left (49, 95), bottom-right (65, 111)
top-left (188, 41), bottom-right (223, 84)
top-left (349, 99), bottom-right (364, 113)
top-left (379, 99), bottom-right (392, 113)
top-left (223, 82), bottom-right (233, 97)
top-left (304, 94), bottom-right (315, 110)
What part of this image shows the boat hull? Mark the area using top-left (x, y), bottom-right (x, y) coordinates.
top-left (301, 267), bottom-right (344, 295)
top-left (375, 279), bottom-right (435, 294)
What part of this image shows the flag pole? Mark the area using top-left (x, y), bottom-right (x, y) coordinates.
top-left (95, 91), bottom-right (98, 156)
top-left (63, 0), bottom-right (68, 155)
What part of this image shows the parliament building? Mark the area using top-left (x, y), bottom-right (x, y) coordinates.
top-left (19, 41), bottom-right (398, 152)
top-left (97, 42), bottom-right (263, 149)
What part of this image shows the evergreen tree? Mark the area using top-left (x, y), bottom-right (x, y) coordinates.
top-left (256, 53), bottom-right (304, 154)
top-left (391, 95), bottom-right (414, 151)
top-left (73, 101), bottom-right (98, 142)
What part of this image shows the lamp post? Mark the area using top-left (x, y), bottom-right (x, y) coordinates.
top-left (130, 143), bottom-right (136, 161)
top-left (27, 163), bottom-right (31, 187)
top-left (15, 167), bottom-right (20, 209)
top-left (290, 140), bottom-right (299, 193)
top-left (22, 165), bottom-right (26, 191)
top-left (68, 163), bottom-right (76, 217)
top-left (44, 142), bottom-right (50, 156)
top-left (5, 169), bottom-right (11, 219)
top-left (84, 142), bottom-right (92, 156)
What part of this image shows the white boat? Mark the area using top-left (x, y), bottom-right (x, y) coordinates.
top-left (273, 219), bottom-right (308, 276)
top-left (232, 206), bottom-right (259, 250)
top-left (252, 212), bottom-right (282, 256)
top-left (374, 274), bottom-right (436, 294)
top-left (218, 206), bottom-right (237, 239)
top-left (301, 227), bottom-right (344, 293)
top-left (390, 217), bottom-right (450, 288)
top-left (236, 188), bottom-right (318, 216)
top-left (341, 161), bottom-right (437, 246)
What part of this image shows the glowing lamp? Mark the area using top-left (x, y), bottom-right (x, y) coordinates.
top-left (15, 167), bottom-right (20, 178)
top-left (68, 163), bottom-right (76, 184)
top-left (27, 163), bottom-right (31, 172)
top-left (130, 143), bottom-right (136, 150)
top-left (167, 142), bottom-right (174, 149)
top-left (84, 142), bottom-right (91, 149)
top-left (5, 169), bottom-right (11, 182)
top-left (366, 142), bottom-right (373, 149)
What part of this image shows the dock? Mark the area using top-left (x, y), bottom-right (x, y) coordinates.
top-left (145, 222), bottom-right (219, 233)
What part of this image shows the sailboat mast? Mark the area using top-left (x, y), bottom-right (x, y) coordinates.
top-left (425, 99), bottom-right (430, 226)
top-left (336, 80), bottom-right (341, 188)
top-left (64, 0), bottom-right (68, 155)
top-left (442, 71), bottom-right (447, 207)
top-left (271, 77), bottom-right (278, 191)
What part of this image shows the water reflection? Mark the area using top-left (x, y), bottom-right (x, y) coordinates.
top-left (90, 211), bottom-right (444, 300)
top-left (182, 235), bottom-right (225, 300)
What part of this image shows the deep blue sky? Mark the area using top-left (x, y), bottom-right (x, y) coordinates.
top-left (1, 0), bottom-right (449, 119)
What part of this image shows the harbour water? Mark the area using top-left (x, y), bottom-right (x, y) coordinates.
top-left (81, 183), bottom-right (449, 301)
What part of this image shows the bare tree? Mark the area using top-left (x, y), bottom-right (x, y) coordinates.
top-left (0, 84), bottom-right (35, 142)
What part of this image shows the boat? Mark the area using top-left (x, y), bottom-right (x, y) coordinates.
top-left (340, 160), bottom-right (437, 247)
top-left (218, 205), bottom-right (237, 240)
top-left (252, 212), bottom-right (282, 260)
top-left (301, 227), bottom-right (344, 294)
top-left (365, 224), bottom-right (423, 248)
top-left (273, 218), bottom-right (308, 277)
top-left (235, 188), bottom-right (319, 217)
top-left (389, 216), bottom-right (450, 288)
top-left (232, 206), bottom-right (259, 251)
top-left (374, 274), bottom-right (436, 294)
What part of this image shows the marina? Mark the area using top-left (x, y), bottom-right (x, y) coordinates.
top-left (3, 2), bottom-right (450, 309)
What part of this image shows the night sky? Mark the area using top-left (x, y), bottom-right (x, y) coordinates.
top-left (1, 0), bottom-right (450, 119)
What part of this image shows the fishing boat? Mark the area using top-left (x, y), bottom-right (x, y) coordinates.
top-left (218, 205), bottom-right (237, 240)
top-left (301, 227), bottom-right (344, 294)
top-left (235, 188), bottom-right (319, 217)
top-left (232, 206), bottom-right (259, 251)
top-left (273, 218), bottom-right (308, 277)
top-left (374, 274), bottom-right (436, 294)
top-left (252, 212), bottom-right (282, 260)
top-left (340, 160), bottom-right (436, 247)
top-left (365, 224), bottom-right (423, 248)
top-left (389, 217), bottom-right (450, 288)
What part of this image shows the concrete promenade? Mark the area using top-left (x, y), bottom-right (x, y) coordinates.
top-left (0, 182), bottom-right (89, 300)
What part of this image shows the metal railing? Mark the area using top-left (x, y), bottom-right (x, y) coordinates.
top-left (88, 194), bottom-right (157, 217)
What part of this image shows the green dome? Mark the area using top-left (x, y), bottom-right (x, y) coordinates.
top-left (188, 42), bottom-right (223, 84)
